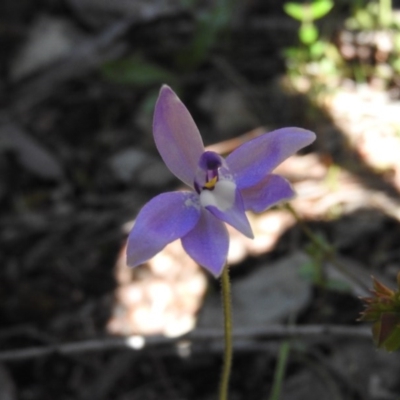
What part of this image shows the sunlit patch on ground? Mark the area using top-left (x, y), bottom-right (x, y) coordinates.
top-left (109, 129), bottom-right (400, 337)
top-left (323, 85), bottom-right (400, 191)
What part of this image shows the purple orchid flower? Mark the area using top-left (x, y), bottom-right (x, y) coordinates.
top-left (127, 85), bottom-right (316, 277)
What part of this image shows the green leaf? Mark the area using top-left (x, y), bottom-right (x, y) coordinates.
top-left (310, 0), bottom-right (333, 20)
top-left (177, 4), bottom-right (230, 69)
top-left (394, 33), bottom-right (400, 51)
top-left (284, 3), bottom-right (307, 21)
top-left (392, 58), bottom-right (400, 73)
top-left (325, 279), bottom-right (351, 293)
top-left (191, 14), bottom-right (221, 66)
top-left (101, 56), bottom-right (176, 87)
top-left (299, 261), bottom-right (317, 281)
top-left (381, 326), bottom-right (400, 352)
top-left (140, 89), bottom-right (162, 115)
top-left (373, 313), bottom-right (400, 351)
top-left (299, 22), bottom-right (318, 44)
top-left (310, 41), bottom-right (325, 57)
top-left (355, 9), bottom-right (375, 29)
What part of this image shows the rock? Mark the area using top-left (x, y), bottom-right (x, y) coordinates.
top-left (0, 364), bottom-right (16, 400)
top-left (109, 148), bottom-right (148, 183)
top-left (280, 369), bottom-right (329, 400)
top-left (0, 122), bottom-right (64, 180)
top-left (330, 341), bottom-right (400, 399)
top-left (108, 147), bottom-right (175, 187)
top-left (198, 86), bottom-right (259, 138)
top-left (10, 15), bottom-right (86, 81)
top-left (197, 252), bottom-right (312, 329)
top-left (138, 160), bottom-right (175, 188)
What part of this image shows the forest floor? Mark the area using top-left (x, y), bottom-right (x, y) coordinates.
top-left (1, 1), bottom-right (400, 399)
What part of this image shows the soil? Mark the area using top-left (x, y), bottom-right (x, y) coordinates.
top-left (1, 1), bottom-right (400, 399)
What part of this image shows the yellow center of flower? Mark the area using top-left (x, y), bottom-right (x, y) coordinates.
top-left (204, 175), bottom-right (218, 190)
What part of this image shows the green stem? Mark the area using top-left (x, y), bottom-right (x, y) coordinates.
top-left (219, 265), bottom-right (233, 400)
top-left (268, 341), bottom-right (290, 400)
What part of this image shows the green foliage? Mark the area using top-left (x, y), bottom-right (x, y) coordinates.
top-left (309, 41), bottom-right (325, 58)
top-left (284, 0), bottom-right (333, 22)
top-left (283, 0), bottom-right (338, 93)
top-left (393, 58), bottom-right (400, 74)
top-left (299, 22), bottom-right (318, 45)
top-left (268, 341), bottom-right (291, 400)
top-left (300, 236), bottom-right (352, 292)
top-left (310, 0), bottom-right (334, 20)
top-left (300, 261), bottom-right (351, 292)
top-left (177, 0), bottom-right (237, 69)
top-left (101, 55), bottom-right (177, 87)
top-left (346, 0), bottom-right (393, 30)
top-left (284, 2), bottom-right (307, 21)
top-left (341, 1), bottom-right (400, 89)
top-left (372, 313), bottom-right (400, 352)
top-left (283, 0), bottom-right (334, 45)
top-left (360, 275), bottom-right (400, 352)
top-left (346, 2), bottom-right (379, 29)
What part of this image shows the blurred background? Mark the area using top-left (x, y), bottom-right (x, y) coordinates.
top-left (1, 0), bottom-right (400, 399)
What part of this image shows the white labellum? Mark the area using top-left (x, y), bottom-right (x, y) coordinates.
top-left (199, 180), bottom-right (236, 211)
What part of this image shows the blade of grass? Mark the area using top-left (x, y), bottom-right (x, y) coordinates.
top-left (267, 341), bottom-right (290, 400)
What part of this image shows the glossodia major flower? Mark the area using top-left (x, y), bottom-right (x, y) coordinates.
top-left (127, 85), bottom-right (316, 277)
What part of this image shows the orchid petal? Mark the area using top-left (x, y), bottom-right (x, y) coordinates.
top-left (226, 127), bottom-right (316, 189)
top-left (181, 210), bottom-right (229, 277)
top-left (201, 182), bottom-right (253, 238)
top-left (127, 192), bottom-right (200, 267)
top-left (241, 174), bottom-right (295, 213)
top-left (153, 85), bottom-right (205, 187)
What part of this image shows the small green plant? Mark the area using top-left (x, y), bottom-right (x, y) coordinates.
top-left (100, 54), bottom-right (179, 121)
top-left (359, 274), bottom-right (400, 352)
top-left (101, 55), bottom-right (177, 87)
top-left (301, 235), bottom-right (351, 292)
top-left (283, 0), bottom-right (341, 94)
top-left (346, 0), bottom-right (393, 30)
top-left (284, 0), bottom-right (334, 45)
top-left (341, 0), bottom-right (400, 90)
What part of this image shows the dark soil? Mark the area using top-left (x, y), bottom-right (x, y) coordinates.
top-left (1, 1), bottom-right (400, 399)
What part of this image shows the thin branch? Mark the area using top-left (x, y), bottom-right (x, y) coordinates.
top-left (9, 10), bottom-right (184, 115)
top-left (0, 325), bottom-right (371, 363)
top-left (285, 203), bottom-right (371, 295)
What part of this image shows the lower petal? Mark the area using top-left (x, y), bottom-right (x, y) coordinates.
top-left (181, 210), bottom-right (229, 277)
top-left (203, 187), bottom-right (253, 239)
top-left (241, 174), bottom-right (295, 213)
top-left (127, 191), bottom-right (201, 267)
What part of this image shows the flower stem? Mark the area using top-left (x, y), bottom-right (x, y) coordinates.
top-left (219, 264), bottom-right (233, 400)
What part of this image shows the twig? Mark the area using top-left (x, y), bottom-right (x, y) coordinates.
top-left (10, 10), bottom-right (184, 115)
top-left (285, 203), bottom-right (371, 295)
top-left (11, 20), bottom-right (130, 114)
top-left (0, 325), bottom-right (371, 363)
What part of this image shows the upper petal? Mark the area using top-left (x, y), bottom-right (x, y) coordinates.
top-left (127, 191), bottom-right (201, 267)
top-left (226, 127), bottom-right (316, 189)
top-left (181, 210), bottom-right (229, 277)
top-left (241, 174), bottom-right (295, 213)
top-left (153, 85), bottom-right (205, 187)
